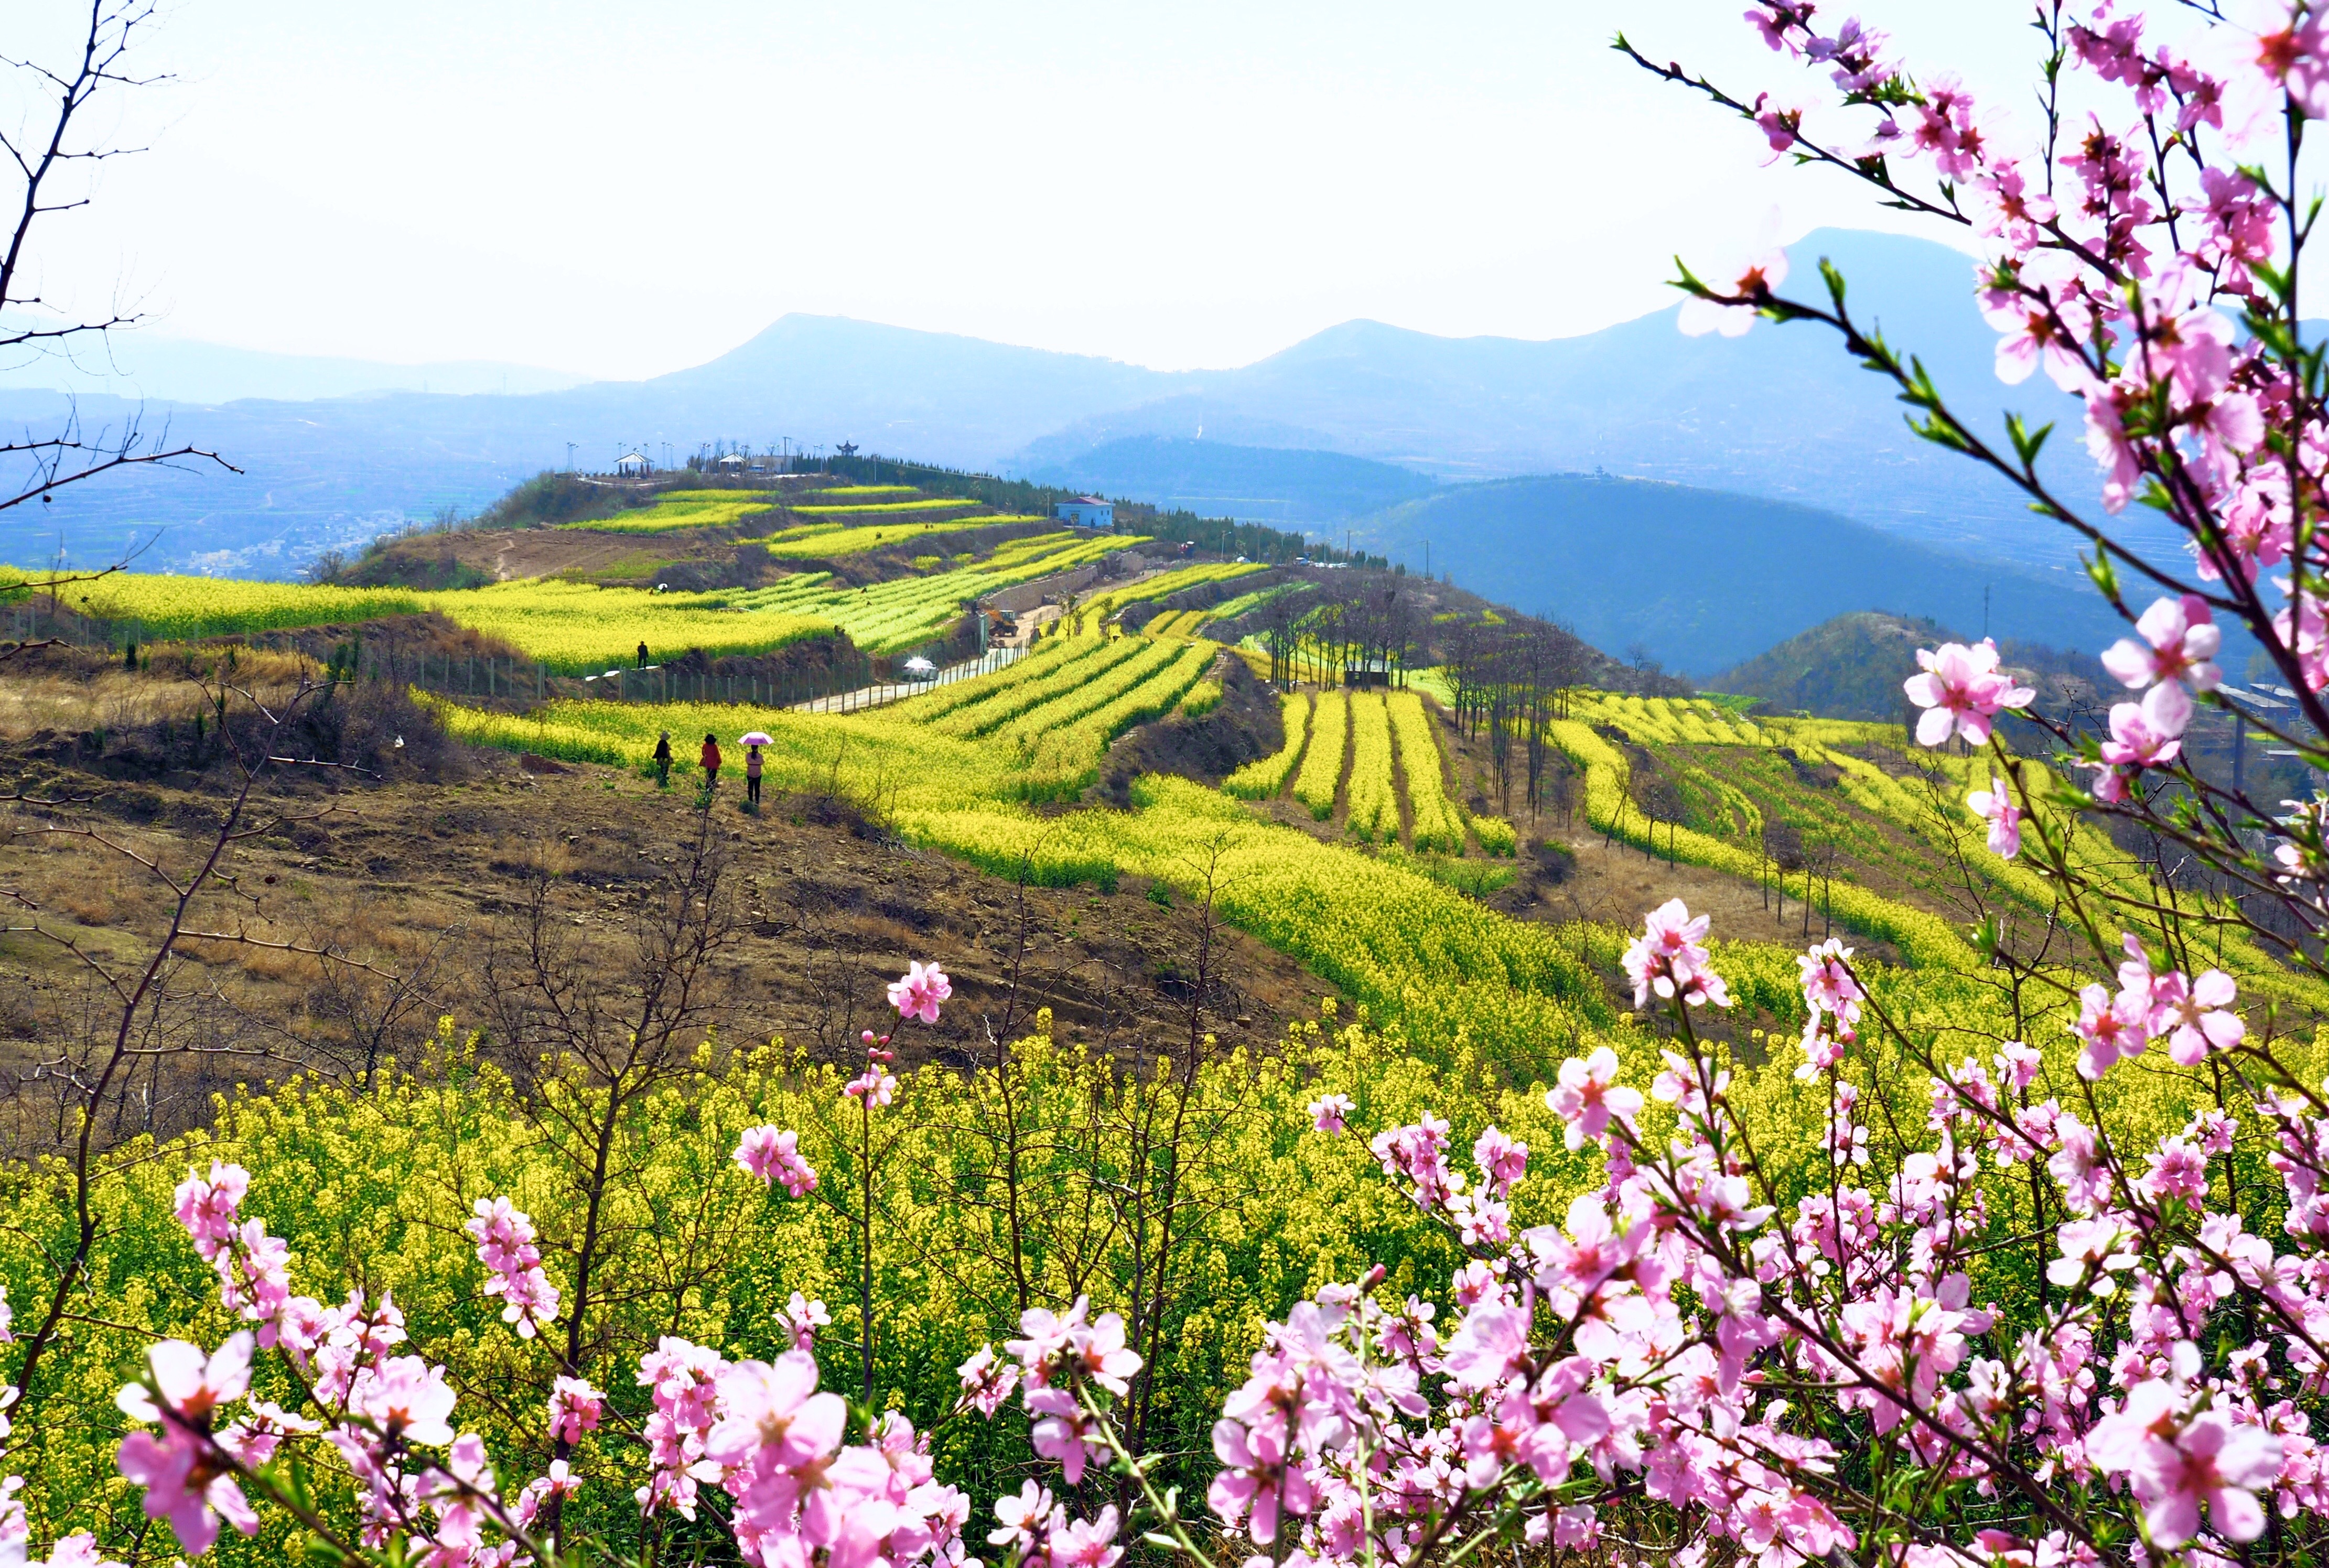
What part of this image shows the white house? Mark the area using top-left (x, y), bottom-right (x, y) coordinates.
top-left (717, 452), bottom-right (749, 472)
top-left (616, 451), bottom-right (650, 476)
top-left (1053, 495), bottom-right (1114, 528)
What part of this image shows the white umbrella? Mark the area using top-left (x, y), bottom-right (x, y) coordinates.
top-left (902, 656), bottom-right (938, 678)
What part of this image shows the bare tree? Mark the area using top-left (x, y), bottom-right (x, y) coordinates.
top-left (2, 2), bottom-right (235, 517)
top-left (472, 811), bottom-right (739, 1494)
top-left (0, 673), bottom-right (387, 1417)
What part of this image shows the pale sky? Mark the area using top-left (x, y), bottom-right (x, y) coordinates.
top-left (2, 0), bottom-right (2216, 381)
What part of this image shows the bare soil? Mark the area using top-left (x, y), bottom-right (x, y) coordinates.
top-left (0, 699), bottom-right (1334, 1154)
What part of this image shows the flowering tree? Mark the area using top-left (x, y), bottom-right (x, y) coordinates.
top-left (36, 7), bottom-right (2329, 1567)
top-left (1622, 0), bottom-right (2329, 981)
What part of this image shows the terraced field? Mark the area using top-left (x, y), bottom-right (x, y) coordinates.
top-left (1225, 694), bottom-right (1311, 799)
top-left (54, 542), bottom-right (2320, 1109)
top-left (791, 498), bottom-right (985, 517)
top-left (438, 628), bottom-right (1216, 804)
top-left (11, 530), bottom-right (1142, 667)
top-left (553, 489), bottom-right (784, 533)
top-left (727, 532), bottom-right (1137, 651)
top-left (1075, 561), bottom-right (1268, 629)
top-left (762, 515), bottom-right (1048, 559)
top-left (7, 570), bottom-right (429, 641)
top-left (554, 482), bottom-right (1021, 542)
top-left (1227, 684), bottom-right (1508, 858)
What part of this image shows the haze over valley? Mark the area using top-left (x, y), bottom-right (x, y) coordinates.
top-left (4, 228), bottom-right (2162, 673)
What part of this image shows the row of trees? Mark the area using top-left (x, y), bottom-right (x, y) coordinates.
top-left (1438, 612), bottom-right (1602, 818)
top-left (1253, 574), bottom-right (1425, 687)
top-left (1250, 581), bottom-right (1664, 822)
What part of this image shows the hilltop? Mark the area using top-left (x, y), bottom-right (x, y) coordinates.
top-left (1344, 474), bottom-right (2125, 676)
top-left (1707, 611), bottom-right (1969, 722)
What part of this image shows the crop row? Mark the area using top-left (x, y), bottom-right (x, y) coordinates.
top-left (1145, 609), bottom-right (1208, 639)
top-left (438, 580), bottom-right (835, 672)
top-left (1294, 691), bottom-right (1349, 819)
top-left (8, 569), bottom-right (429, 640)
top-left (1389, 691), bottom-right (1467, 853)
top-left (721, 533), bottom-right (1138, 651)
top-left (1075, 562), bottom-right (1268, 626)
top-left (1012, 644), bottom-right (1217, 800)
top-left (894, 635), bottom-right (1083, 723)
top-left (559, 490), bottom-right (782, 534)
top-left (23, 531), bottom-right (1135, 664)
top-left (1224, 694), bottom-right (1311, 799)
top-left (1203, 581), bottom-right (1308, 624)
top-left (995, 638), bottom-right (1190, 747)
top-left (16, 570), bottom-right (842, 674)
top-left (1345, 692), bottom-right (1398, 844)
top-left (424, 693), bottom-right (996, 812)
top-left (1547, 718), bottom-right (1972, 968)
top-left (1576, 715), bottom-right (2329, 1015)
top-left (929, 636), bottom-right (1137, 737)
top-left (890, 775), bottom-right (1614, 1082)
top-left (1571, 693), bottom-right (1770, 747)
top-left (1588, 713), bottom-right (2098, 943)
top-left (790, 497), bottom-right (983, 516)
top-left (1228, 686), bottom-right (1500, 857)
top-left (437, 635), bottom-right (1212, 809)
top-left (763, 516), bottom-right (1043, 560)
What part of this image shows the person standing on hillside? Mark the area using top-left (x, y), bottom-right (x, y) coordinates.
top-left (745, 741), bottom-right (764, 806)
top-left (637, 640), bottom-right (650, 669)
top-left (699, 732), bottom-right (722, 797)
top-left (653, 730), bottom-right (672, 789)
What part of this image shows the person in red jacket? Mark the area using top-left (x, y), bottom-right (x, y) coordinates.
top-left (699, 732), bottom-right (722, 797)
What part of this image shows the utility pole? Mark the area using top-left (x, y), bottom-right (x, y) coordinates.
top-left (565, 441), bottom-right (577, 473)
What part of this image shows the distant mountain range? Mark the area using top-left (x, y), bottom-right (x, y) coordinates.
top-left (1023, 438), bottom-right (1439, 529)
top-left (3, 225), bottom-right (2169, 615)
top-left (0, 326), bottom-right (586, 404)
top-left (1345, 473), bottom-right (2130, 678)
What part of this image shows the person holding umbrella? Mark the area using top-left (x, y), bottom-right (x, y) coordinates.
top-left (740, 730), bottom-right (772, 806)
